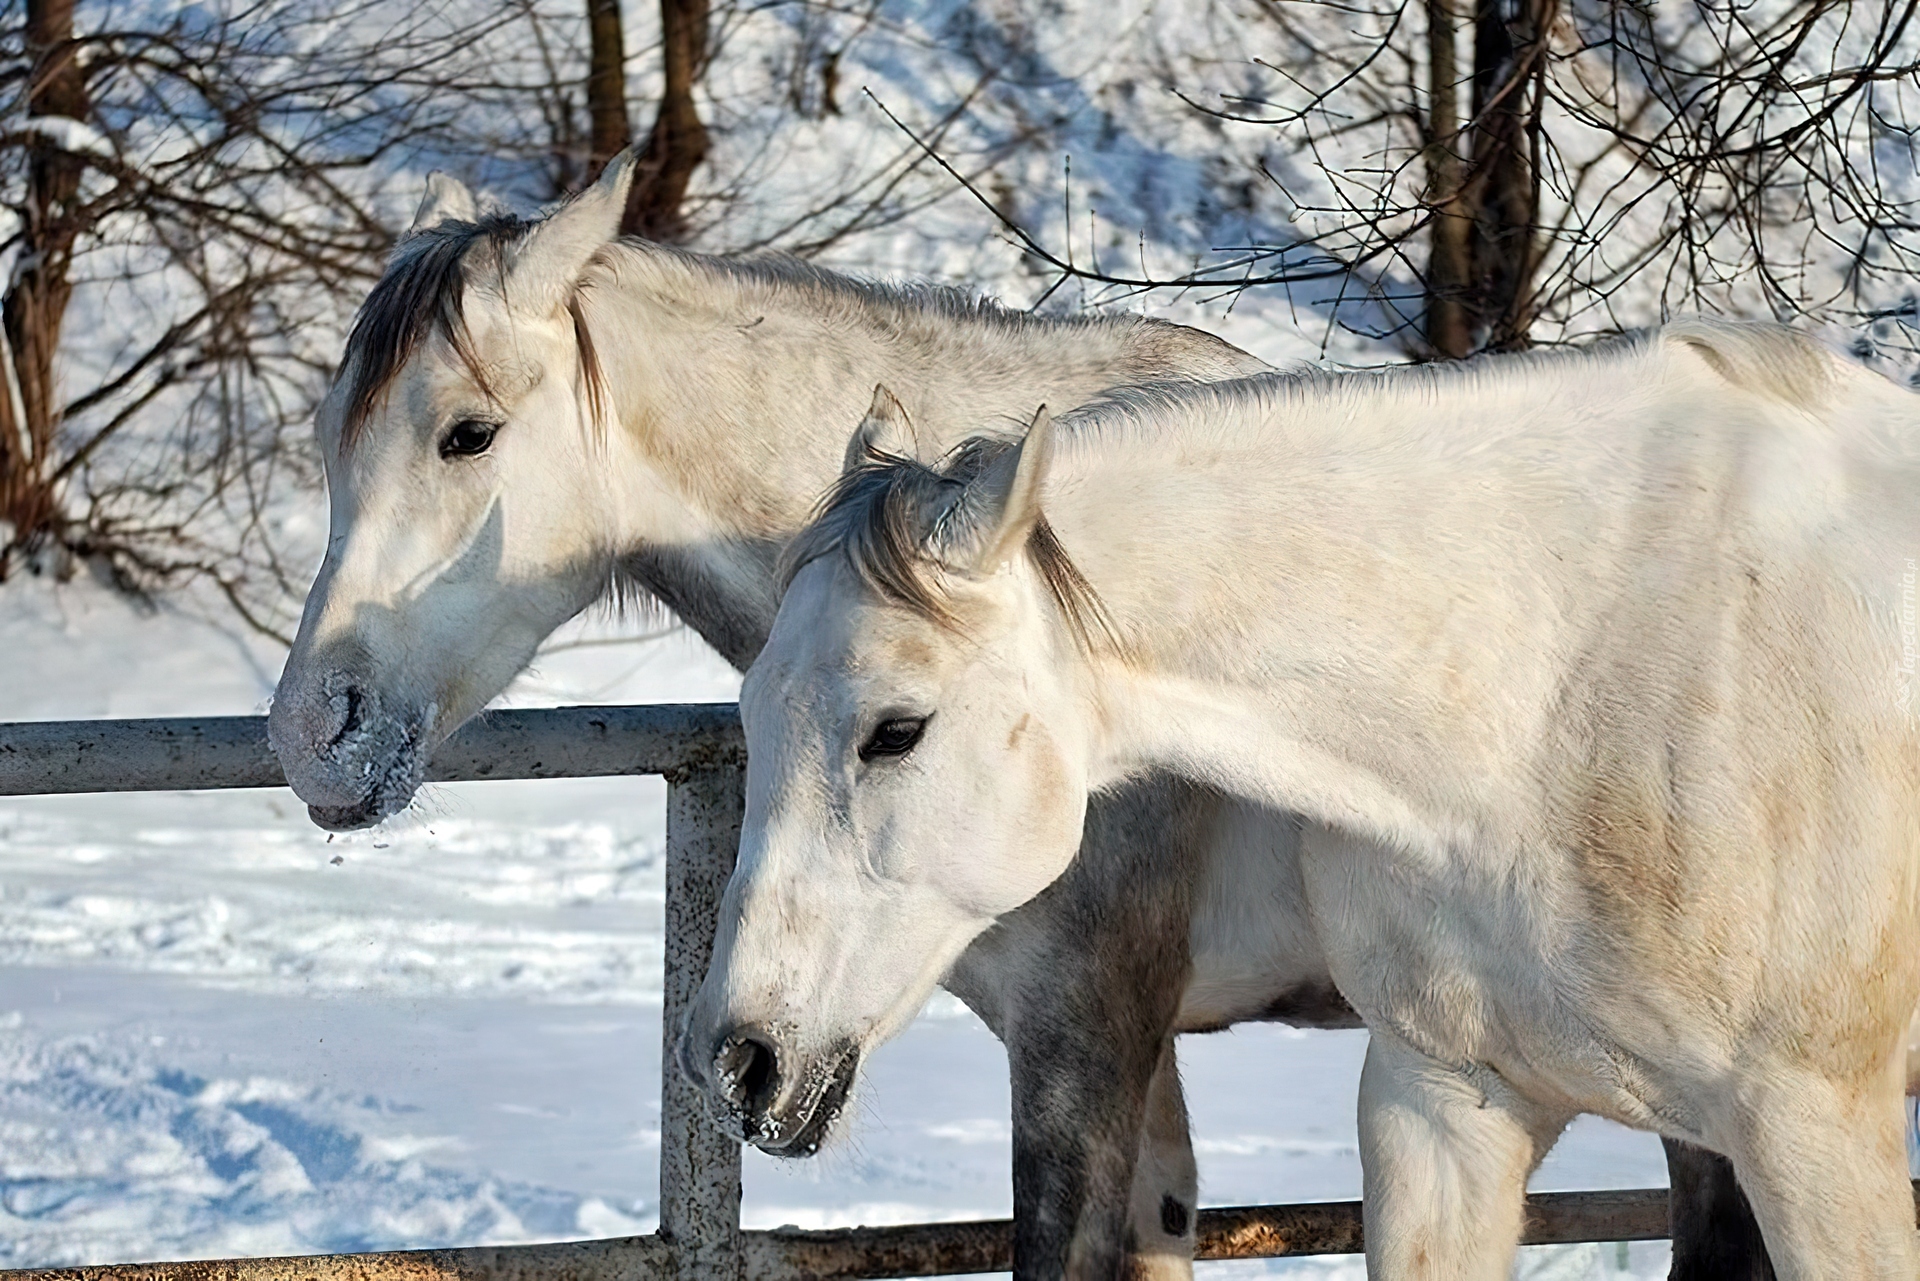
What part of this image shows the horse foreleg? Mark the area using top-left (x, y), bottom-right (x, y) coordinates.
top-left (1715, 1063), bottom-right (1919, 1281)
top-left (1664, 1138), bottom-right (1776, 1281)
top-left (945, 783), bottom-right (1203, 1280)
top-left (1664, 998), bottom-right (1920, 1279)
top-left (1000, 922), bottom-right (1190, 1281)
top-left (1122, 1038), bottom-right (1198, 1280)
top-left (1357, 1031), bottom-right (1571, 1281)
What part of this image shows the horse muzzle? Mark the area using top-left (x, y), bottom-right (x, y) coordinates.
top-left (268, 671), bottom-right (434, 831)
top-left (680, 1024), bottom-right (859, 1157)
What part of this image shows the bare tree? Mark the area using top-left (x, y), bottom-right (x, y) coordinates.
top-left (915, 0), bottom-right (1920, 365)
top-left (0, 1), bottom-right (550, 628)
top-left (3, 0), bottom-right (90, 565)
top-left (625, 0), bottom-right (712, 238)
top-left (587, 0), bottom-right (634, 181)
top-left (1423, 0), bottom-right (1554, 356)
top-left (557, 0), bottom-right (715, 239)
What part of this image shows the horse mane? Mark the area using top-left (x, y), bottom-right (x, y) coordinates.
top-left (592, 239), bottom-right (1170, 344)
top-left (781, 436), bottom-right (1121, 656)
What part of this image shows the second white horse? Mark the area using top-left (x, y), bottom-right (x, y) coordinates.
top-left (687, 327), bottom-right (1920, 1279)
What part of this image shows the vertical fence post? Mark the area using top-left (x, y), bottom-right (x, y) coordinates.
top-left (659, 763), bottom-right (745, 1278)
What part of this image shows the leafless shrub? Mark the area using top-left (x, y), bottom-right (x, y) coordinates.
top-left (925, 0), bottom-right (1920, 367)
top-left (0, 0), bottom-right (609, 632)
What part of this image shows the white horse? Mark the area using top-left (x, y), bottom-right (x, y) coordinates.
top-left (689, 327), bottom-right (1920, 1279)
top-left (268, 151), bottom-right (1300, 1277)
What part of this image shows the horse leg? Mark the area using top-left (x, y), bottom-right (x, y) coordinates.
top-left (948, 929), bottom-right (1190, 1281)
top-left (1122, 1038), bottom-right (1199, 1280)
top-left (1000, 938), bottom-right (1189, 1280)
top-left (1664, 1137), bottom-right (1775, 1281)
top-left (1357, 1031), bottom-right (1569, 1281)
top-left (1714, 1065), bottom-right (1919, 1280)
top-left (1663, 992), bottom-right (1920, 1278)
top-left (945, 781), bottom-right (1201, 1281)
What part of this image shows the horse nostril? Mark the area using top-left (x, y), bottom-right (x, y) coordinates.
top-left (715, 1031), bottom-right (780, 1114)
top-left (327, 685), bottom-right (365, 750)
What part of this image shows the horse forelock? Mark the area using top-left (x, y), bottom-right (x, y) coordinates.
top-left (338, 211), bottom-right (613, 452)
top-left (780, 438), bottom-right (1121, 656)
top-left (339, 214), bottom-right (520, 450)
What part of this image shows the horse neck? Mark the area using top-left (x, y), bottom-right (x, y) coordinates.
top-left (1047, 368), bottom-right (1624, 857)
top-left (584, 246), bottom-right (1257, 667)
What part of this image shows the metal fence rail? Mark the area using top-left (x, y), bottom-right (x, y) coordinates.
top-left (0, 705), bottom-right (1742, 1277)
top-left (0, 1189), bottom-right (1681, 1280)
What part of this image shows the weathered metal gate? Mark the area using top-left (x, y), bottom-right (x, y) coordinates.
top-left (0, 703), bottom-right (1682, 1279)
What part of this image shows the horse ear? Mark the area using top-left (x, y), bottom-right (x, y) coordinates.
top-left (410, 172), bottom-right (478, 234)
top-left (971, 405), bottom-right (1055, 573)
top-left (504, 147), bottom-right (639, 316)
top-left (843, 385), bottom-right (921, 472)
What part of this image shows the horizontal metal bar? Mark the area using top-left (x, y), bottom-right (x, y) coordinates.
top-left (0, 704), bottom-right (742, 797)
top-left (1518, 1186), bottom-right (1678, 1247)
top-left (745, 1187), bottom-right (1679, 1277)
top-left (0, 1187), bottom-right (1694, 1279)
top-left (745, 1218), bottom-right (1013, 1277)
top-left (0, 1235), bottom-right (670, 1281)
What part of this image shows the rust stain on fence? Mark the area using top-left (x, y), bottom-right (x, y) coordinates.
top-left (1195, 1200), bottom-right (1366, 1259)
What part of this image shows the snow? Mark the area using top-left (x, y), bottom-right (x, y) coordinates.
top-left (0, 576), bottom-right (1680, 1276)
top-left (6, 118), bottom-right (114, 165)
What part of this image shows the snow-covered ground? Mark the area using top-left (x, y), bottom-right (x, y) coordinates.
top-left (0, 576), bottom-right (1686, 1277)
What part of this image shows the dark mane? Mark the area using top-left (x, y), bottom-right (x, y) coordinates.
top-left (780, 438), bottom-right (1121, 656)
top-left (339, 213), bottom-right (611, 448)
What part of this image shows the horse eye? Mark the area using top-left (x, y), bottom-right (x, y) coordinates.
top-left (439, 419), bottom-right (498, 459)
top-left (859, 716), bottom-right (927, 762)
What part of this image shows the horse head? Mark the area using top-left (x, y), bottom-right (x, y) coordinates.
top-left (679, 403), bottom-right (1110, 1153)
top-left (269, 156), bottom-right (637, 830)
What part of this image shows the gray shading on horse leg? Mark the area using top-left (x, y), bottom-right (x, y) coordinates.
top-left (950, 779), bottom-right (1208, 1278)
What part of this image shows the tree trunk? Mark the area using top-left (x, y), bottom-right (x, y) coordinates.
top-left (1467, 0), bottom-right (1548, 352)
top-left (1423, 0), bottom-right (1473, 359)
top-left (1422, 0), bottom-right (1549, 358)
top-left (2, 0), bottom-right (89, 564)
top-left (585, 0), bottom-right (632, 184)
top-left (622, 0), bottom-right (710, 241)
